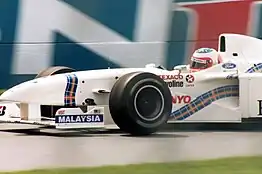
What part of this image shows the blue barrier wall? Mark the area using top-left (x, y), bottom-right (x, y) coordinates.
top-left (0, 0), bottom-right (260, 88)
top-left (0, 0), bottom-right (181, 88)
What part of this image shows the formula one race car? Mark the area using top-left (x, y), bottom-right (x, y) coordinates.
top-left (0, 33), bottom-right (262, 136)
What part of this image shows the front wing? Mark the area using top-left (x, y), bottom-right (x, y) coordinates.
top-left (0, 102), bottom-right (107, 130)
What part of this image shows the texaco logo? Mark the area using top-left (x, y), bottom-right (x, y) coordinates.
top-left (186, 75), bottom-right (194, 83)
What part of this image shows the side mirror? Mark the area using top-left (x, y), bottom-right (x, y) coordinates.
top-left (145, 63), bottom-right (156, 68)
top-left (173, 65), bottom-right (188, 70)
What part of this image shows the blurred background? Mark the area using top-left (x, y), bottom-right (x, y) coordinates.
top-left (0, 0), bottom-right (259, 89)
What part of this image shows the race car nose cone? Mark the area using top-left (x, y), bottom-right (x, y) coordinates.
top-left (0, 74), bottom-right (68, 105)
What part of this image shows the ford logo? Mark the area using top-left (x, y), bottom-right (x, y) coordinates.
top-left (222, 63), bottom-right (236, 69)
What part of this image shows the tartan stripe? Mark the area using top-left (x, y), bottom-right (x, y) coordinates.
top-left (64, 74), bottom-right (79, 106)
top-left (246, 63), bottom-right (262, 73)
top-left (170, 85), bottom-right (239, 120)
top-left (172, 63), bottom-right (262, 120)
top-left (70, 74), bottom-right (78, 94)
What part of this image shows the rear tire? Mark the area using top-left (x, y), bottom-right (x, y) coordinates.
top-left (35, 66), bottom-right (76, 117)
top-left (109, 72), bottom-right (172, 136)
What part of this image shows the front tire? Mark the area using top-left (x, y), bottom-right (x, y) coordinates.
top-left (109, 72), bottom-right (172, 136)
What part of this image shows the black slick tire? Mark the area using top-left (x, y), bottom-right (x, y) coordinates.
top-left (109, 72), bottom-right (172, 136)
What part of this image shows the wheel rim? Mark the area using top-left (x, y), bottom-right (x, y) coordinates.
top-left (134, 85), bottom-right (165, 121)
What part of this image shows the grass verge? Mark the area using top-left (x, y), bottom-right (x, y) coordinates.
top-left (2, 156), bottom-right (262, 174)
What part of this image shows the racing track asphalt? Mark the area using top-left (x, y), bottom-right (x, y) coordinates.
top-left (1, 127), bottom-right (262, 171)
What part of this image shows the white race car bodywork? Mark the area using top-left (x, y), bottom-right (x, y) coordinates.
top-left (1, 33), bottom-right (262, 133)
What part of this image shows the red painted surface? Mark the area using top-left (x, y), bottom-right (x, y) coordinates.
top-left (179, 0), bottom-right (259, 49)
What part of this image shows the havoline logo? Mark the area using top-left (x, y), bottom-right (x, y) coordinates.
top-left (165, 80), bottom-right (183, 87)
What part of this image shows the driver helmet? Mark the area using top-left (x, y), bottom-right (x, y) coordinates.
top-left (190, 47), bottom-right (222, 72)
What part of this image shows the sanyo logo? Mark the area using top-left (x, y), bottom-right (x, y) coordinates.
top-left (11, 0), bottom-right (172, 75)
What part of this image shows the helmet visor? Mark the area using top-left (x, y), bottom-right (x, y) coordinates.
top-left (190, 57), bottom-right (208, 69)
